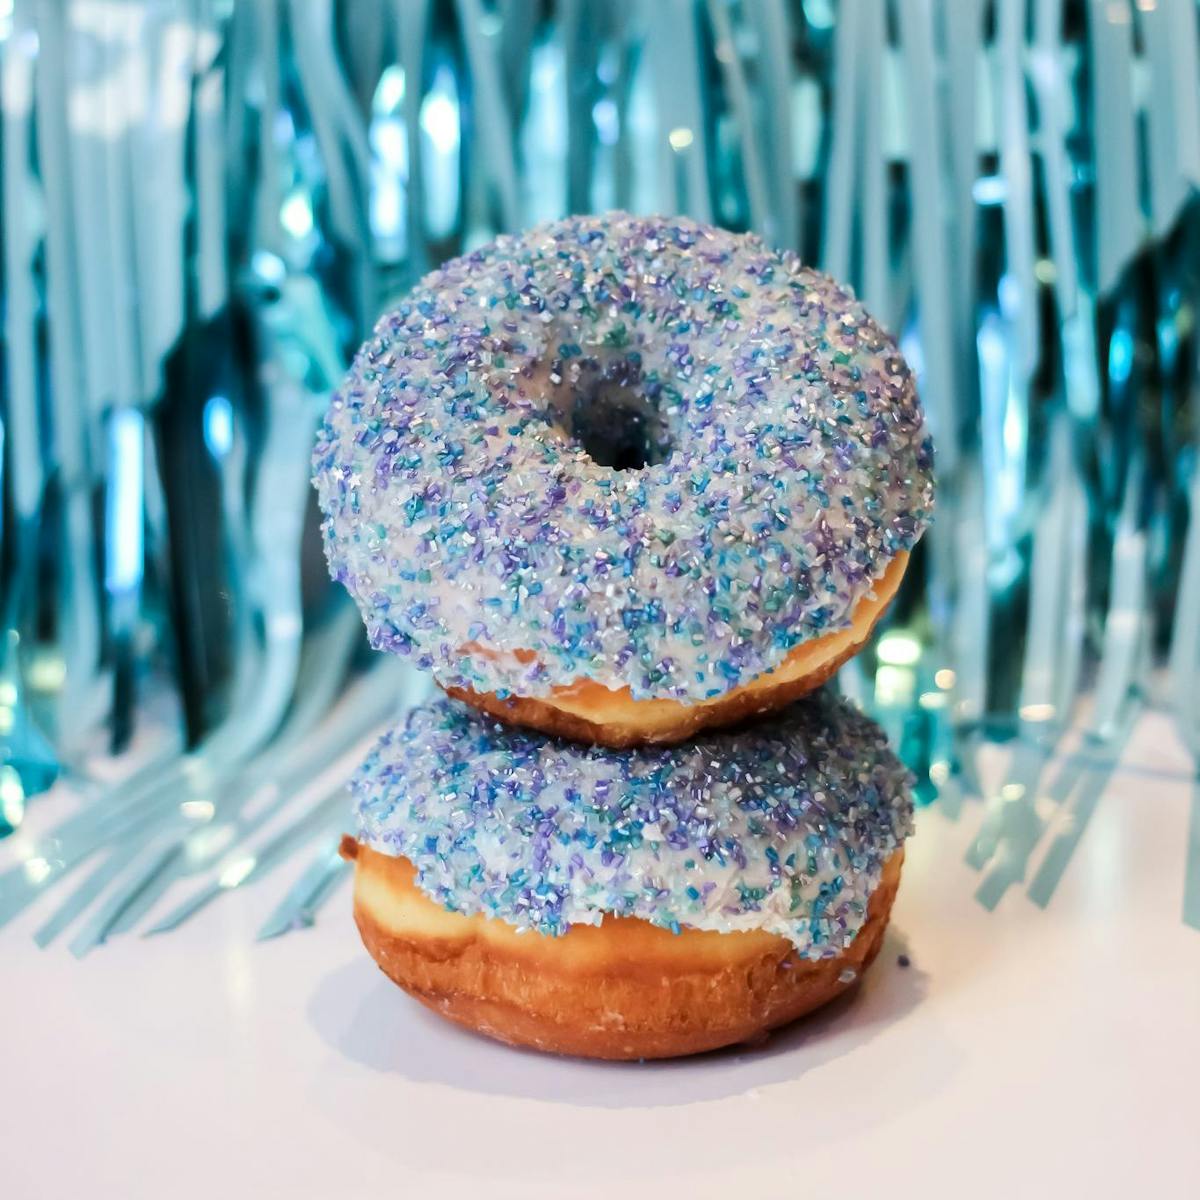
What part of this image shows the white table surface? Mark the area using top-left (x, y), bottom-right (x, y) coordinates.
top-left (3, 708), bottom-right (1199, 1200)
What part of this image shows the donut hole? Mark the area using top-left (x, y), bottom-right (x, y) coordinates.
top-left (570, 385), bottom-right (667, 471)
top-left (542, 350), bottom-right (675, 471)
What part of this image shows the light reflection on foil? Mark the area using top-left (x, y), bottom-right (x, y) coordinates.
top-left (0, 1), bottom-right (1196, 941)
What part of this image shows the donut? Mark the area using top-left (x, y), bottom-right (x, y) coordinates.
top-left (343, 841), bottom-right (902, 1061)
top-left (313, 213), bottom-right (934, 747)
top-left (342, 691), bottom-right (913, 1060)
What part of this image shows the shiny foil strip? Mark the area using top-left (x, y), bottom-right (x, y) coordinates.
top-left (1, 0), bottom-right (1198, 941)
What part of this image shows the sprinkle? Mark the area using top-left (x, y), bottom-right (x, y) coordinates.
top-left (313, 213), bottom-right (934, 703)
top-left (352, 690), bottom-right (914, 957)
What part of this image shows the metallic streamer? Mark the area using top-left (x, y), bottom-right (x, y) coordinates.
top-left (1, 0), bottom-right (1198, 943)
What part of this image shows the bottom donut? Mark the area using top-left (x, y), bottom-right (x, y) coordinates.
top-left (344, 693), bottom-right (914, 1061)
top-left (343, 839), bottom-right (902, 1060)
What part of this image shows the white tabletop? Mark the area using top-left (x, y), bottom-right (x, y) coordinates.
top-left (3, 707), bottom-right (1199, 1200)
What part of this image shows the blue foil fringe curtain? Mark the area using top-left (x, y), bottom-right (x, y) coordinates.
top-left (1, 0), bottom-right (1199, 942)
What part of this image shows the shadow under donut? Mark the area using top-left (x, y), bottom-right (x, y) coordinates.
top-left (307, 927), bottom-right (930, 1110)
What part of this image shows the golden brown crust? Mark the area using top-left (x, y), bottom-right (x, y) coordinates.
top-left (442, 552), bottom-right (907, 748)
top-left (444, 642), bottom-right (851, 749)
top-left (345, 840), bottom-right (903, 1060)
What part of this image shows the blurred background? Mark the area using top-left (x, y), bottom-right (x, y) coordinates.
top-left (1, 0), bottom-right (1198, 945)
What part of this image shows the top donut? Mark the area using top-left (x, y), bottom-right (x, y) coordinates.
top-left (314, 213), bottom-right (934, 744)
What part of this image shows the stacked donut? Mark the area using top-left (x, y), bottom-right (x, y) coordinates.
top-left (313, 213), bottom-right (934, 1059)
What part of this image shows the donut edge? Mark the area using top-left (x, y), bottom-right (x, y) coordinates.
top-left (342, 839), bottom-right (903, 1061)
top-left (443, 551), bottom-right (908, 748)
